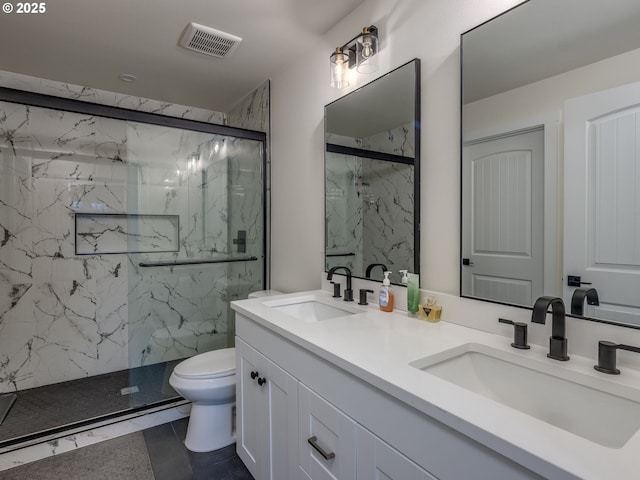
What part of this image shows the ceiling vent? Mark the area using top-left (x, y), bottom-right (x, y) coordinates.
top-left (179, 23), bottom-right (242, 58)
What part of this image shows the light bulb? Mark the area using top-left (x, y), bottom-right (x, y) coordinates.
top-left (356, 28), bottom-right (378, 74)
top-left (330, 47), bottom-right (350, 88)
top-left (362, 42), bottom-right (373, 59)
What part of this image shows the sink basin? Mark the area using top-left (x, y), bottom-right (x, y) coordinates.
top-left (410, 343), bottom-right (640, 448)
top-left (264, 295), bottom-right (362, 322)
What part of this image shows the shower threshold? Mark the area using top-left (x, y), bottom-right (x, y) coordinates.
top-left (0, 359), bottom-right (185, 451)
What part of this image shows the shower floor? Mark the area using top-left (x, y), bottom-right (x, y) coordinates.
top-left (0, 359), bottom-right (183, 448)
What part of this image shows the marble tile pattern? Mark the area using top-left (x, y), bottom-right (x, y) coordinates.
top-left (75, 214), bottom-right (180, 255)
top-left (0, 70), bottom-right (225, 125)
top-left (361, 159), bottom-right (414, 276)
top-left (226, 80), bottom-right (270, 133)
top-left (226, 81), bottom-right (269, 318)
top-left (0, 72), bottom-right (267, 393)
top-left (326, 121), bottom-right (415, 158)
top-left (325, 153), bottom-right (362, 275)
top-left (325, 124), bottom-right (415, 279)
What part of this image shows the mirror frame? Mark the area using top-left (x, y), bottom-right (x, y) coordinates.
top-left (324, 59), bottom-right (421, 284)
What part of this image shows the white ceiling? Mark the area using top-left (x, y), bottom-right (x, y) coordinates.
top-left (463, 0), bottom-right (640, 103)
top-left (0, 0), bottom-right (364, 112)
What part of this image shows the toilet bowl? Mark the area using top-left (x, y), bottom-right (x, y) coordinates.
top-left (169, 347), bottom-right (236, 452)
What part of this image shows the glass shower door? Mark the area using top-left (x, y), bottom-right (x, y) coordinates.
top-left (124, 122), bottom-right (265, 408)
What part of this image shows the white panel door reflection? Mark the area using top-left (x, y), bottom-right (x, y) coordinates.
top-left (462, 128), bottom-right (544, 306)
top-left (564, 82), bottom-right (640, 324)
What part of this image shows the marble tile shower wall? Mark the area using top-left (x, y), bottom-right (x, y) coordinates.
top-left (126, 135), bottom-right (264, 367)
top-left (325, 123), bottom-right (415, 275)
top-left (0, 70), bottom-right (226, 124)
top-left (0, 101), bottom-right (131, 393)
top-left (225, 80), bottom-right (268, 340)
top-left (361, 160), bottom-right (414, 274)
top-left (325, 154), bottom-right (362, 274)
top-left (326, 122), bottom-right (415, 157)
top-left (0, 71), bottom-right (267, 393)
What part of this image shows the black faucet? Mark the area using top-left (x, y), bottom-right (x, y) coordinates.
top-left (531, 296), bottom-right (569, 361)
top-left (570, 287), bottom-right (599, 316)
top-left (327, 266), bottom-right (353, 302)
top-left (365, 263), bottom-right (388, 279)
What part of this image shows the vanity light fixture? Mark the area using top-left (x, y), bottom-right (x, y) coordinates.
top-left (330, 25), bottom-right (379, 88)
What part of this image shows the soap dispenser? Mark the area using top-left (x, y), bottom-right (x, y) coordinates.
top-left (379, 271), bottom-right (394, 312)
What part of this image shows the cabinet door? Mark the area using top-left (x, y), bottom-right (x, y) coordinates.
top-left (298, 383), bottom-right (356, 480)
top-left (236, 338), bottom-right (264, 479)
top-left (236, 338), bottom-right (299, 480)
top-left (357, 426), bottom-right (438, 480)
top-left (263, 353), bottom-right (299, 480)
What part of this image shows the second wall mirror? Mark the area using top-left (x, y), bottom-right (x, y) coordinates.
top-left (461, 0), bottom-right (640, 327)
top-left (324, 59), bottom-right (420, 284)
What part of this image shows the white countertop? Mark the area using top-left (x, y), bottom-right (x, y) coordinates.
top-left (231, 290), bottom-right (640, 480)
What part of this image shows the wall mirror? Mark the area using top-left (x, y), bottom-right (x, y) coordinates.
top-left (461, 0), bottom-right (640, 326)
top-left (324, 59), bottom-right (420, 285)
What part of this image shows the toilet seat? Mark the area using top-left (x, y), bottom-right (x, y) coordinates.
top-left (173, 348), bottom-right (235, 380)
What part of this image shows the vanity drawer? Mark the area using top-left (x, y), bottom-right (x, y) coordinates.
top-left (298, 383), bottom-right (356, 480)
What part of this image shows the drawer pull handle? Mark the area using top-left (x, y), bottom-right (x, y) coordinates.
top-left (250, 371), bottom-right (259, 379)
top-left (307, 436), bottom-right (335, 460)
top-left (257, 377), bottom-right (267, 386)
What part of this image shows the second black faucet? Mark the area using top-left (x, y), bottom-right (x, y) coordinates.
top-left (532, 296), bottom-right (569, 361)
top-left (327, 266), bottom-right (354, 302)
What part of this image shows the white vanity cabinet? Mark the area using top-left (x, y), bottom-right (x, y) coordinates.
top-left (234, 312), bottom-right (542, 480)
top-left (236, 338), bottom-right (299, 480)
top-left (238, 337), bottom-right (428, 480)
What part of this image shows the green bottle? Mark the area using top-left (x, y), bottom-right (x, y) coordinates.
top-left (407, 273), bottom-right (420, 314)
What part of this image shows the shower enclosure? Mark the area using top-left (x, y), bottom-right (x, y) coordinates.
top-left (0, 88), bottom-right (266, 447)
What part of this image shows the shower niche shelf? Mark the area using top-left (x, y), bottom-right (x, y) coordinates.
top-left (75, 213), bottom-right (180, 255)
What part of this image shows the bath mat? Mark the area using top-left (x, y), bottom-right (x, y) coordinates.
top-left (0, 394), bottom-right (17, 425)
top-left (0, 431), bottom-right (154, 480)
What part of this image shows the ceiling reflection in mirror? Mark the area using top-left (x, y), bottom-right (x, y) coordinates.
top-left (461, 0), bottom-right (640, 326)
top-left (325, 59), bottom-right (420, 285)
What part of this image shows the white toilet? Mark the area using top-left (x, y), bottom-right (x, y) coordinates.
top-left (169, 347), bottom-right (236, 452)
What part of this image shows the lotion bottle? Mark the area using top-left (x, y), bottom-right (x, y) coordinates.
top-left (379, 271), bottom-right (394, 312)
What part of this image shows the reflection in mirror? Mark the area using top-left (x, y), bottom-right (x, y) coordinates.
top-left (461, 0), bottom-right (640, 326)
top-left (324, 59), bottom-right (420, 285)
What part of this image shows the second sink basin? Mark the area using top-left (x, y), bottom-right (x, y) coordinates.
top-left (410, 343), bottom-right (640, 448)
top-left (264, 295), bottom-right (363, 322)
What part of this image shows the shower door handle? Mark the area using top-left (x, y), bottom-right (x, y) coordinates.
top-left (233, 230), bottom-right (247, 253)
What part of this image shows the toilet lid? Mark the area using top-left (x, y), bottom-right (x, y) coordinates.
top-left (173, 347), bottom-right (236, 379)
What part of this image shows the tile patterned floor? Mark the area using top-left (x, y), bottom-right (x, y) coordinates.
top-left (0, 431), bottom-right (154, 480)
top-left (0, 418), bottom-right (254, 480)
top-left (144, 419), bottom-right (254, 480)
